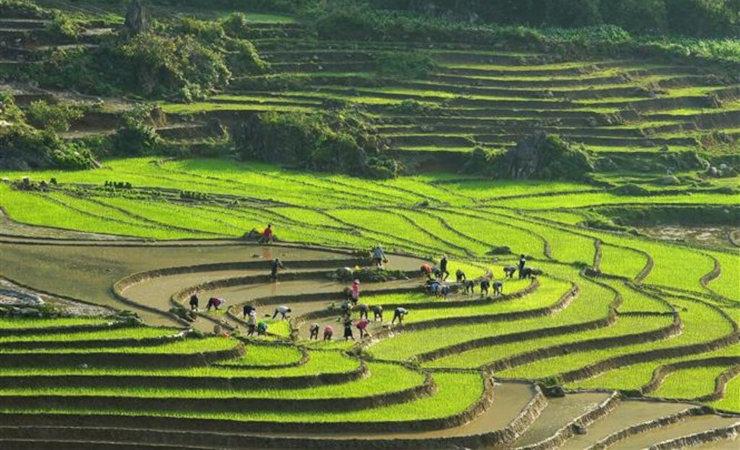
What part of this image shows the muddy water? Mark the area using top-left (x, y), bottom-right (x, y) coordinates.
top-left (566, 399), bottom-right (692, 448)
top-left (0, 239), bottom-right (421, 327)
top-left (610, 414), bottom-right (739, 449)
top-left (692, 438), bottom-right (740, 449)
top-left (505, 392), bottom-right (612, 448)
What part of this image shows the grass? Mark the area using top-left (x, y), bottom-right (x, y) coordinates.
top-left (0, 362), bottom-right (424, 400)
top-left (497, 298), bottom-right (734, 380)
top-left (705, 250), bottom-right (740, 301)
top-left (711, 373), bottom-right (740, 413)
top-left (424, 313), bottom-right (674, 369)
top-left (370, 271), bottom-right (614, 361)
top-left (0, 371), bottom-right (483, 422)
top-left (568, 343), bottom-right (740, 394)
top-left (0, 326), bottom-right (180, 343)
top-left (0, 336), bottom-right (238, 354)
top-left (219, 344), bottom-right (302, 367)
top-left (0, 317), bottom-right (113, 329)
top-left (651, 365), bottom-right (731, 399)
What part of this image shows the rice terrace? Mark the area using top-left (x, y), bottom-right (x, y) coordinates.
top-left (0, 0), bottom-right (738, 448)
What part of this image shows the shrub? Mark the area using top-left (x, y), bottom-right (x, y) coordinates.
top-left (0, 0), bottom-right (49, 18)
top-left (491, 133), bottom-right (594, 181)
top-left (235, 110), bottom-right (398, 178)
top-left (369, 0), bottom-right (738, 38)
top-left (110, 104), bottom-right (161, 157)
top-left (374, 51), bottom-right (437, 78)
top-left (24, 10), bottom-right (267, 101)
top-left (0, 92), bottom-right (96, 170)
top-left (119, 32), bottom-right (230, 100)
top-left (47, 11), bottom-right (81, 39)
top-left (26, 100), bottom-right (84, 132)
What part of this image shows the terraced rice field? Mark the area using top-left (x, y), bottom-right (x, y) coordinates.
top-left (0, 155), bottom-right (737, 448)
top-left (1, 7), bottom-right (738, 449)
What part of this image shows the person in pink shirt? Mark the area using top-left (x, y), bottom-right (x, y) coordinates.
top-left (356, 318), bottom-right (370, 339)
top-left (323, 325), bottom-right (334, 341)
top-left (350, 279), bottom-right (360, 304)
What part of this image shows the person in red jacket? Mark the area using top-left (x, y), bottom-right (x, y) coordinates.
top-left (260, 224), bottom-right (274, 244)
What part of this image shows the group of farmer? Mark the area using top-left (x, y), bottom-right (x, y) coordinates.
top-left (312, 278), bottom-right (408, 342)
top-left (192, 224), bottom-right (538, 345)
top-left (188, 293), bottom-right (229, 313)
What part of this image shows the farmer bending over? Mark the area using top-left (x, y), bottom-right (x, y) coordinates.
top-left (323, 325), bottom-right (334, 341)
top-left (242, 304), bottom-right (255, 319)
top-left (372, 305), bottom-right (383, 322)
top-left (273, 305), bottom-right (291, 320)
top-left (256, 321), bottom-right (268, 336)
top-left (309, 323), bottom-right (320, 340)
top-left (357, 303), bottom-right (370, 320)
top-left (455, 269), bottom-right (466, 283)
top-left (420, 263), bottom-right (434, 279)
top-left (493, 280), bottom-right (503, 297)
top-left (206, 297), bottom-right (224, 311)
top-left (356, 318), bottom-right (370, 339)
top-left (392, 307), bottom-right (408, 325)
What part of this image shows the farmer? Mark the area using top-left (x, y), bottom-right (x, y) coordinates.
top-left (480, 278), bottom-right (491, 297)
top-left (189, 293), bottom-right (199, 311)
top-left (259, 223), bottom-right (274, 244)
top-left (270, 258), bottom-right (284, 281)
top-left (206, 297), bottom-right (224, 311)
top-left (440, 284), bottom-right (451, 299)
top-left (256, 320), bottom-right (268, 336)
top-left (372, 245), bottom-right (386, 268)
top-left (518, 254), bottom-right (527, 279)
top-left (356, 318), bottom-right (370, 339)
top-left (504, 265), bottom-right (517, 279)
top-left (323, 325), bottom-right (334, 341)
top-left (427, 279), bottom-right (442, 296)
top-left (350, 279), bottom-right (361, 304)
top-left (246, 311), bottom-right (257, 336)
top-left (493, 280), bottom-right (503, 297)
top-left (455, 269), bottom-right (466, 283)
top-left (372, 305), bottom-right (383, 322)
top-left (340, 299), bottom-right (352, 316)
top-left (464, 279), bottom-right (475, 295)
top-left (242, 303), bottom-right (255, 319)
top-left (309, 323), bottom-right (320, 340)
top-left (343, 317), bottom-right (354, 340)
top-left (439, 255), bottom-right (450, 281)
top-left (392, 307), bottom-right (408, 325)
top-left (421, 263), bottom-right (434, 279)
top-left (273, 305), bottom-right (291, 320)
top-left (357, 303), bottom-right (370, 320)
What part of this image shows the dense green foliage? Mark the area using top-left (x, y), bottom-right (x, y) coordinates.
top-left (0, 93), bottom-right (97, 170)
top-left (236, 110), bottom-right (399, 178)
top-left (27, 13), bottom-right (267, 101)
top-left (25, 100), bottom-right (84, 133)
top-left (369, 0), bottom-right (739, 38)
top-left (464, 134), bottom-right (593, 181)
top-left (303, 1), bottom-right (739, 65)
